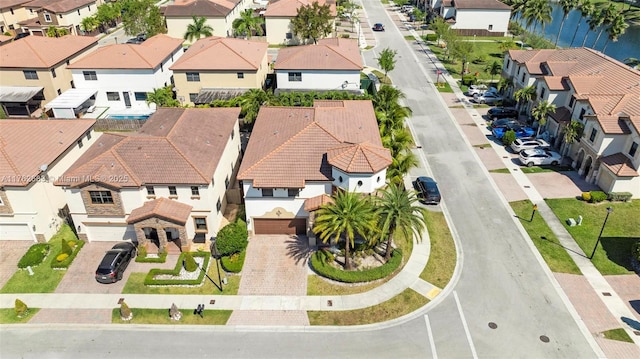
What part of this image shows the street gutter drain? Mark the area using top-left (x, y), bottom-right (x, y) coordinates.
top-left (540, 335), bottom-right (550, 343)
top-left (210, 300), bottom-right (215, 305)
top-left (488, 322), bottom-right (497, 329)
top-left (524, 185), bottom-right (530, 188)
top-left (602, 292), bottom-right (611, 296)
top-left (117, 298), bottom-right (124, 304)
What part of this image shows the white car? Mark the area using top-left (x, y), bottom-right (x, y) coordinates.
top-left (468, 85), bottom-right (497, 96)
top-left (473, 92), bottom-right (504, 104)
top-left (519, 148), bottom-right (562, 167)
top-left (510, 138), bottom-right (550, 153)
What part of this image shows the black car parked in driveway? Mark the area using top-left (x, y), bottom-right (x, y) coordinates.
top-left (95, 242), bottom-right (136, 284)
top-left (415, 176), bottom-right (441, 204)
top-left (490, 118), bottom-right (521, 129)
top-left (487, 107), bottom-right (518, 121)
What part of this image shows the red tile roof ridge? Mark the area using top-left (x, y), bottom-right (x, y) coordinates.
top-left (24, 36), bottom-right (48, 68)
top-left (126, 44), bottom-right (154, 68)
top-left (165, 138), bottom-right (209, 182)
top-left (221, 40), bottom-right (262, 70)
top-left (0, 146), bottom-right (20, 179)
top-left (109, 143), bottom-right (143, 185)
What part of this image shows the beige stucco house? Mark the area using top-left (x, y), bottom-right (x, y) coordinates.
top-left (170, 36), bottom-right (268, 106)
top-left (20, 0), bottom-right (103, 36)
top-left (264, 0), bottom-right (336, 45)
top-left (0, 0), bottom-right (31, 34)
top-left (163, 0), bottom-right (252, 41)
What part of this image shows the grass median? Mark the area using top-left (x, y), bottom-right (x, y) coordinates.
top-left (420, 210), bottom-right (456, 288)
top-left (0, 308), bottom-right (40, 324)
top-left (112, 308), bottom-right (231, 325)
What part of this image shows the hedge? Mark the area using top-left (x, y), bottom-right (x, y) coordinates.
top-left (310, 249), bottom-right (403, 283)
top-left (425, 33), bottom-right (437, 41)
top-left (589, 191), bottom-right (607, 203)
top-left (608, 192), bottom-right (632, 202)
top-left (632, 241), bottom-right (640, 262)
top-left (17, 243), bottom-right (50, 269)
top-left (221, 250), bottom-right (246, 273)
top-left (51, 239), bottom-right (85, 269)
top-left (135, 245), bottom-right (168, 263)
top-left (216, 220), bottom-right (248, 256)
top-left (144, 252), bottom-right (210, 286)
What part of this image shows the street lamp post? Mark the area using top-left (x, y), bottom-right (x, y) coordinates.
top-left (589, 207), bottom-right (613, 259)
top-left (210, 238), bottom-right (224, 290)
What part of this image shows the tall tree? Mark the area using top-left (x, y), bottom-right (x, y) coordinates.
top-left (556, 0), bottom-right (579, 46)
top-left (238, 89), bottom-right (273, 124)
top-left (531, 100), bottom-right (557, 136)
top-left (80, 16), bottom-right (99, 33)
top-left (121, 0), bottom-right (165, 37)
top-left (584, 6), bottom-right (606, 47)
top-left (592, 4), bottom-right (617, 48)
top-left (232, 9), bottom-right (264, 39)
top-left (560, 120), bottom-right (584, 160)
top-left (570, 0), bottom-right (595, 47)
top-left (291, 2), bottom-right (333, 44)
top-left (602, 13), bottom-right (629, 52)
top-left (377, 184), bottom-right (427, 260)
top-left (377, 48), bottom-right (398, 83)
top-left (484, 61), bottom-right (502, 82)
top-left (522, 0), bottom-right (553, 34)
top-left (313, 191), bottom-right (378, 270)
top-left (184, 16), bottom-right (214, 42)
top-left (514, 85), bottom-right (536, 113)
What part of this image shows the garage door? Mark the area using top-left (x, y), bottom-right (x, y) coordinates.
top-left (253, 218), bottom-right (307, 235)
top-left (86, 224), bottom-right (136, 242)
top-left (0, 223), bottom-right (34, 241)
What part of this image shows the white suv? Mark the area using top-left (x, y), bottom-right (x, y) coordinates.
top-left (519, 148), bottom-right (562, 167)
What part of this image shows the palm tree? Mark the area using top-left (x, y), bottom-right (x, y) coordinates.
top-left (560, 120), bottom-right (584, 161)
top-left (484, 61), bottom-right (502, 83)
top-left (80, 16), bottom-right (99, 34)
top-left (570, 0), bottom-right (595, 47)
top-left (531, 100), bottom-right (557, 137)
top-left (522, 0), bottom-right (553, 34)
top-left (497, 77), bottom-right (513, 95)
top-left (184, 16), bottom-right (213, 42)
top-left (592, 4), bottom-right (617, 48)
top-left (146, 86), bottom-right (180, 107)
top-left (374, 85), bottom-right (405, 113)
top-left (514, 85), bottom-right (536, 114)
top-left (498, 39), bottom-right (515, 53)
top-left (232, 9), bottom-right (264, 39)
top-left (602, 13), bottom-right (629, 52)
top-left (313, 191), bottom-right (379, 270)
top-left (238, 89), bottom-right (273, 124)
top-left (376, 184), bottom-right (427, 260)
top-left (556, 0), bottom-right (579, 47)
top-left (623, 57), bottom-right (640, 69)
top-left (584, 7), bottom-right (605, 47)
top-left (387, 149), bottom-right (418, 185)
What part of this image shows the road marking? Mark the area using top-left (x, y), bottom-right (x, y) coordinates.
top-left (454, 291), bottom-right (478, 359)
top-left (424, 315), bottom-right (438, 359)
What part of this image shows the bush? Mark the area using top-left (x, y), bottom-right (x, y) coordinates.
top-left (56, 253), bottom-right (69, 262)
top-left (608, 192), bottom-right (632, 202)
top-left (60, 238), bottom-right (73, 256)
top-left (68, 240), bottom-right (77, 248)
top-left (144, 252), bottom-right (210, 286)
top-left (183, 252), bottom-right (198, 272)
top-left (501, 130), bottom-right (516, 146)
top-left (581, 192), bottom-right (591, 202)
top-left (632, 241), bottom-right (640, 262)
top-left (215, 221), bottom-right (248, 256)
top-left (310, 249), bottom-right (403, 283)
top-left (135, 244), bottom-right (168, 263)
top-left (425, 33), bottom-right (437, 41)
top-left (472, 54), bottom-right (487, 64)
top-left (589, 191), bottom-right (607, 203)
top-left (340, 34), bottom-right (350, 38)
top-left (17, 243), bottom-right (50, 269)
top-left (14, 299), bottom-right (28, 317)
top-left (461, 74), bottom-right (477, 86)
top-left (221, 250), bottom-right (246, 273)
top-left (120, 301), bottom-right (132, 321)
top-left (51, 239), bottom-right (84, 269)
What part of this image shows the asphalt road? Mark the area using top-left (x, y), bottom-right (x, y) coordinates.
top-left (0, 2), bottom-right (599, 358)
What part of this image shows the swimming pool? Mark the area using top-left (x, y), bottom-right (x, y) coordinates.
top-left (106, 114), bottom-right (150, 120)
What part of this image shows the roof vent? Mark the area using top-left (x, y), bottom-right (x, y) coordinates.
top-left (138, 146), bottom-right (142, 150)
top-left (59, 130), bottom-right (63, 133)
top-left (206, 140), bottom-right (210, 144)
top-left (99, 142), bottom-right (104, 147)
top-left (59, 141), bottom-right (63, 144)
top-left (273, 130), bottom-right (278, 135)
top-left (111, 162), bottom-right (114, 168)
top-left (160, 125), bottom-right (164, 129)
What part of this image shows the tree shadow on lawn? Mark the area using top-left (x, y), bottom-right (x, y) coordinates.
top-left (601, 237), bottom-right (640, 271)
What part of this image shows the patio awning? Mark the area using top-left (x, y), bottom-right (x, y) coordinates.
top-left (195, 88), bottom-right (250, 104)
top-left (0, 86), bottom-right (44, 102)
top-left (127, 198), bottom-right (193, 225)
top-left (304, 194), bottom-right (333, 212)
top-left (45, 88), bottom-right (97, 109)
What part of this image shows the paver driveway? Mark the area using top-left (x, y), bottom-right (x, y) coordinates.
top-left (0, 241), bottom-right (36, 289)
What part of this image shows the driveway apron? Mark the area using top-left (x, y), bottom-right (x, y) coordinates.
top-left (0, 241), bottom-right (36, 289)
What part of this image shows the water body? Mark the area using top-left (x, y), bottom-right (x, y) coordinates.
top-left (517, 3), bottom-right (640, 62)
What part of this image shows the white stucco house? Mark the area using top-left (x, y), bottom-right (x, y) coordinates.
top-left (163, 0), bottom-right (252, 41)
top-left (273, 37), bottom-right (362, 93)
top-left (503, 48), bottom-right (640, 198)
top-left (237, 100), bottom-right (391, 237)
top-left (0, 119), bottom-right (98, 241)
top-left (54, 107), bottom-right (242, 250)
top-left (63, 34), bottom-right (185, 118)
top-left (439, 0), bottom-right (511, 36)
top-left (264, 0), bottom-right (336, 45)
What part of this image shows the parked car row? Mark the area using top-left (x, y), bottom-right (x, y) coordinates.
top-left (519, 148), bottom-right (562, 167)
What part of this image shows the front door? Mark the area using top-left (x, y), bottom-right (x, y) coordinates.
top-left (123, 92), bottom-right (131, 107)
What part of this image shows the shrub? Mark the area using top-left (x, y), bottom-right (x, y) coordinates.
top-left (472, 54), bottom-right (487, 64)
top-left (221, 250), bottom-right (246, 273)
top-left (68, 240), bottom-right (77, 248)
top-left (340, 34), bottom-right (350, 38)
top-left (51, 239), bottom-right (84, 269)
top-left (17, 243), bottom-right (50, 269)
top-left (14, 299), bottom-right (28, 317)
top-left (589, 191), bottom-right (607, 203)
top-left (425, 33), bottom-right (437, 41)
top-left (581, 192), bottom-right (591, 202)
top-left (608, 192), bottom-right (632, 202)
top-left (60, 238), bottom-right (73, 256)
top-left (632, 241), bottom-right (640, 262)
top-left (144, 252), bottom-right (210, 286)
top-left (215, 221), bottom-right (248, 256)
top-left (501, 130), bottom-right (516, 146)
top-left (56, 253), bottom-right (69, 262)
top-left (310, 249), bottom-right (403, 283)
top-left (183, 252), bottom-right (198, 272)
top-left (120, 301), bottom-right (132, 321)
top-left (461, 74), bottom-right (477, 86)
top-left (135, 244), bottom-right (168, 263)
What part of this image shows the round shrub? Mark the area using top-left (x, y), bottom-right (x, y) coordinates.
top-left (120, 302), bottom-right (133, 321)
top-left (56, 253), bottom-right (69, 262)
top-left (501, 130), bottom-right (516, 146)
top-left (310, 249), bottom-right (403, 283)
top-left (17, 243), bottom-right (50, 269)
top-left (215, 221), bottom-right (248, 256)
top-left (60, 238), bottom-right (73, 256)
top-left (589, 191), bottom-right (607, 203)
top-left (221, 250), bottom-right (246, 273)
top-left (14, 299), bottom-right (28, 317)
top-left (68, 240), bottom-right (77, 248)
top-left (581, 192), bottom-right (591, 202)
top-left (183, 252), bottom-right (198, 272)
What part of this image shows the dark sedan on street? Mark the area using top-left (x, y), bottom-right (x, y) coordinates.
top-left (95, 242), bottom-right (137, 283)
top-left (372, 23), bottom-right (385, 31)
top-left (415, 176), bottom-right (441, 205)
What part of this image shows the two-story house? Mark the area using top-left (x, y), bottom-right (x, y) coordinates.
top-left (503, 48), bottom-right (640, 198)
top-left (65, 34), bottom-right (185, 117)
top-left (0, 119), bottom-right (98, 242)
top-left (163, 0), bottom-right (252, 41)
top-left (274, 37), bottom-right (362, 93)
top-left (264, 0), bottom-right (336, 45)
top-left (439, 0), bottom-right (511, 36)
top-left (54, 107), bottom-right (242, 251)
top-left (170, 36), bottom-right (268, 106)
top-left (237, 100), bottom-right (391, 238)
top-left (0, 35), bottom-right (98, 113)
top-left (20, 0), bottom-right (102, 36)
top-left (0, 0), bottom-right (31, 34)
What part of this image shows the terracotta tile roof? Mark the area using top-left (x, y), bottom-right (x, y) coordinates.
top-left (303, 193), bottom-right (333, 211)
top-left (453, 0), bottom-right (511, 10)
top-left (0, 35), bottom-right (97, 69)
top-left (170, 37), bottom-right (267, 71)
top-left (327, 142), bottom-right (391, 173)
top-left (237, 100), bottom-right (384, 188)
top-left (590, 113), bottom-right (632, 135)
top-left (0, 119), bottom-right (95, 187)
top-left (264, 0), bottom-right (336, 17)
top-left (0, 0), bottom-right (32, 8)
top-left (25, 0), bottom-right (95, 12)
top-left (56, 108), bottom-right (240, 188)
top-left (164, 0), bottom-right (239, 17)
top-left (600, 153), bottom-right (638, 177)
top-left (66, 35), bottom-right (183, 70)
top-left (543, 76), bottom-right (569, 91)
top-left (127, 197), bottom-right (193, 224)
top-left (548, 106), bottom-right (571, 124)
top-left (274, 38), bottom-right (361, 70)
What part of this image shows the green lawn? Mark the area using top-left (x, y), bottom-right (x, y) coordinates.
top-left (520, 165), bottom-right (573, 174)
top-left (426, 41), bottom-right (507, 81)
top-left (435, 80), bottom-right (453, 93)
top-left (371, 70), bottom-right (392, 85)
top-left (112, 308), bottom-right (231, 325)
top-left (511, 200), bottom-right (581, 274)
top-left (546, 199), bottom-right (640, 275)
top-left (0, 308), bottom-right (40, 324)
top-left (420, 211), bottom-right (457, 288)
top-left (602, 328), bottom-right (634, 343)
top-left (489, 168), bottom-right (510, 174)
